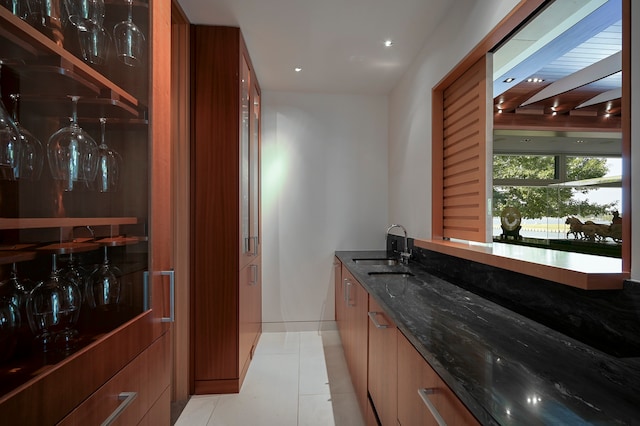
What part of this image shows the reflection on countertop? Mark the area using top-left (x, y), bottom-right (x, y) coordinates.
top-left (335, 250), bottom-right (640, 425)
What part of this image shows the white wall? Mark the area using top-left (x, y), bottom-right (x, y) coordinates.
top-left (390, 0), bottom-right (640, 279)
top-left (388, 0), bottom-right (520, 239)
top-left (262, 92), bottom-right (388, 329)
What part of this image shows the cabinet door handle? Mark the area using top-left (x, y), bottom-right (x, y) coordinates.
top-left (418, 388), bottom-right (448, 426)
top-left (250, 264), bottom-right (258, 285)
top-left (160, 270), bottom-right (175, 323)
top-left (101, 391), bottom-right (138, 426)
top-left (252, 236), bottom-right (259, 255)
top-left (368, 311), bottom-right (388, 328)
top-left (345, 281), bottom-right (355, 307)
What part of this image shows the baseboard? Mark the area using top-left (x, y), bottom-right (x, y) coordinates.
top-left (261, 320), bottom-right (338, 333)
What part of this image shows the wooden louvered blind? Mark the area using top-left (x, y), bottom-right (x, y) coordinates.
top-left (433, 56), bottom-right (490, 242)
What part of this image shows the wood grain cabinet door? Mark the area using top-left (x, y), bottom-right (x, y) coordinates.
top-left (397, 332), bottom-right (479, 426)
top-left (367, 297), bottom-right (398, 426)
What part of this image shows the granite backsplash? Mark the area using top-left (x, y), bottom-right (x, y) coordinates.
top-left (386, 235), bottom-right (640, 358)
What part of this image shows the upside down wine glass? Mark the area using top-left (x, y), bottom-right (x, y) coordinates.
top-left (113, 0), bottom-right (145, 67)
top-left (0, 61), bottom-right (21, 181)
top-left (94, 117), bottom-right (122, 192)
top-left (10, 93), bottom-right (43, 181)
top-left (26, 253), bottom-right (82, 352)
top-left (47, 96), bottom-right (98, 191)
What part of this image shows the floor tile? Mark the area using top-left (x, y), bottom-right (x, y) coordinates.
top-left (175, 330), bottom-right (364, 426)
top-left (298, 394), bottom-right (335, 426)
top-left (174, 395), bottom-right (219, 426)
top-left (254, 331), bottom-right (300, 355)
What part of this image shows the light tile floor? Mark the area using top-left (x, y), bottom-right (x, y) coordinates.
top-left (175, 330), bottom-right (365, 426)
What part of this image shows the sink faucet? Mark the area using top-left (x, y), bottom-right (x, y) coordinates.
top-left (386, 224), bottom-right (411, 264)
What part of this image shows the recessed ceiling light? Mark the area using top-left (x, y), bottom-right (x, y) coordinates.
top-left (294, 67), bottom-right (302, 72)
top-left (384, 40), bottom-right (394, 47)
top-left (526, 77), bottom-right (545, 83)
top-left (504, 77), bottom-right (515, 83)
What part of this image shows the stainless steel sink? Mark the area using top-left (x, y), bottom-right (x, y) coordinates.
top-left (368, 271), bottom-right (413, 278)
top-left (353, 258), bottom-right (399, 266)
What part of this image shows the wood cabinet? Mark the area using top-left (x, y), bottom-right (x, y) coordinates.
top-left (191, 25), bottom-right (262, 394)
top-left (397, 332), bottom-right (479, 426)
top-left (339, 265), bottom-right (369, 417)
top-left (58, 330), bottom-right (170, 426)
top-left (368, 297), bottom-right (398, 426)
top-left (334, 257), bottom-right (344, 331)
top-left (0, 1), bottom-right (172, 424)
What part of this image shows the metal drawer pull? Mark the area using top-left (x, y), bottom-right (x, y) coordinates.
top-left (345, 281), bottom-right (354, 307)
top-left (160, 270), bottom-right (175, 323)
top-left (101, 391), bottom-right (138, 426)
top-left (418, 388), bottom-right (447, 426)
top-left (368, 311), bottom-right (388, 328)
top-left (250, 264), bottom-right (258, 285)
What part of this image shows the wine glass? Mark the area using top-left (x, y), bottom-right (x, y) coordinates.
top-left (47, 96), bottom-right (99, 191)
top-left (27, 253), bottom-right (81, 352)
top-left (113, 0), bottom-right (145, 67)
top-left (63, 0), bottom-right (104, 30)
top-left (1, 0), bottom-right (41, 25)
top-left (0, 297), bottom-right (20, 361)
top-left (0, 62), bottom-right (21, 181)
top-left (87, 244), bottom-right (121, 310)
top-left (94, 117), bottom-right (122, 192)
top-left (78, 21), bottom-right (110, 66)
top-left (10, 94), bottom-right (43, 181)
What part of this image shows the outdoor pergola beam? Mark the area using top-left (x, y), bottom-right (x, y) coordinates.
top-left (520, 51), bottom-right (621, 106)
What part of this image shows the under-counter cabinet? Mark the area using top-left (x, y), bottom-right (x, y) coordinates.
top-left (397, 332), bottom-right (480, 426)
top-left (0, 1), bottom-right (172, 424)
top-left (337, 265), bottom-right (369, 415)
top-left (367, 297), bottom-right (398, 426)
top-left (190, 25), bottom-right (262, 394)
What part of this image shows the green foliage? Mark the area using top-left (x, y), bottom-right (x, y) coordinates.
top-left (493, 155), bottom-right (616, 219)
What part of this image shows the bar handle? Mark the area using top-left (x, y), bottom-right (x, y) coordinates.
top-left (249, 264), bottom-right (258, 286)
top-left (368, 311), bottom-right (388, 328)
top-left (101, 392), bottom-right (138, 426)
top-left (345, 280), bottom-right (354, 307)
top-left (160, 270), bottom-right (175, 323)
top-left (418, 388), bottom-right (447, 426)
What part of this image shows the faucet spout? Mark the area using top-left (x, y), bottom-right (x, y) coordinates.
top-left (386, 224), bottom-right (411, 264)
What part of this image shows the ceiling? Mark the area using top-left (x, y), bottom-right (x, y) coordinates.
top-left (175, 0), bottom-right (623, 155)
top-left (492, 0), bottom-right (623, 155)
top-left (176, 0), bottom-right (456, 94)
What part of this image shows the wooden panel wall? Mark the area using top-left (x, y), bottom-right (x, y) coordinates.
top-left (439, 57), bottom-right (488, 242)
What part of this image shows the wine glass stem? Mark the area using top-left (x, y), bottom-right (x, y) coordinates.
top-left (70, 96), bottom-right (79, 126)
top-left (127, 0), bottom-right (133, 22)
top-left (10, 93), bottom-right (20, 124)
top-left (100, 117), bottom-right (107, 148)
top-left (51, 253), bottom-right (58, 273)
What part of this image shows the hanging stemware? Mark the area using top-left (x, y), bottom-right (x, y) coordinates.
top-left (94, 117), bottom-right (122, 192)
top-left (0, 61), bottom-right (21, 181)
top-left (47, 96), bottom-right (98, 191)
top-left (87, 244), bottom-right (121, 310)
top-left (26, 253), bottom-right (81, 352)
top-left (63, 0), bottom-right (104, 30)
top-left (113, 0), bottom-right (145, 67)
top-left (10, 94), bottom-right (43, 181)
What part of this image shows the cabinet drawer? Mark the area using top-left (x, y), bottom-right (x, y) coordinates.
top-left (58, 332), bottom-right (170, 426)
top-left (398, 332), bottom-right (479, 426)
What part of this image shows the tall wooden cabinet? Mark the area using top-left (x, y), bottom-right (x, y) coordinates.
top-left (0, 1), bottom-right (172, 424)
top-left (191, 25), bottom-right (262, 394)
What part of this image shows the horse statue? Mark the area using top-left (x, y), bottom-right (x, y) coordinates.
top-left (565, 216), bottom-right (620, 242)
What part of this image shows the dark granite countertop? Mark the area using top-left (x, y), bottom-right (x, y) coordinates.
top-left (335, 250), bottom-right (640, 425)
